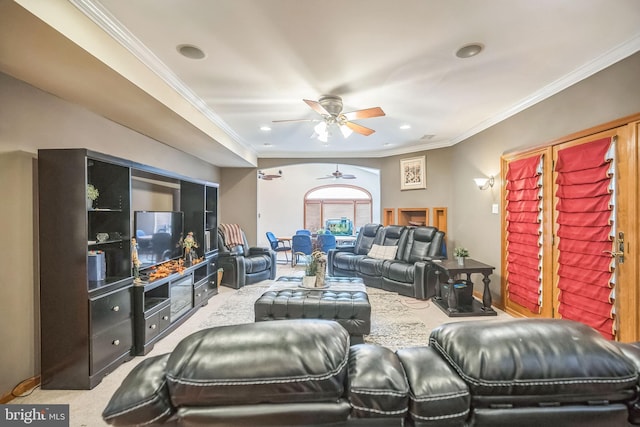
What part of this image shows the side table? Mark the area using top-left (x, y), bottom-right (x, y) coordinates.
top-left (431, 258), bottom-right (497, 317)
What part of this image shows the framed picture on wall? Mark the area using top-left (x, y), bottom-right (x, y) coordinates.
top-left (400, 156), bottom-right (426, 190)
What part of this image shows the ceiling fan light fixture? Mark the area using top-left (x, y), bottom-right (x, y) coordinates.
top-left (339, 124), bottom-right (353, 138)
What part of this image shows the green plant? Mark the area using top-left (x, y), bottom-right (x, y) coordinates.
top-left (453, 247), bottom-right (469, 258)
top-left (87, 184), bottom-right (99, 201)
top-left (305, 250), bottom-right (326, 276)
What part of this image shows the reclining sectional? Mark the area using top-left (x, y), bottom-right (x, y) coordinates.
top-left (328, 223), bottom-right (446, 299)
top-left (103, 318), bottom-right (640, 426)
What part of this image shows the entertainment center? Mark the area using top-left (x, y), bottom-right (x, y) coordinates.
top-left (38, 149), bottom-right (219, 389)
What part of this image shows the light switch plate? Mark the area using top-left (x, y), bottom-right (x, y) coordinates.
top-left (492, 203), bottom-right (499, 214)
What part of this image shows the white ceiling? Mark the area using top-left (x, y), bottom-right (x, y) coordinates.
top-left (4, 0), bottom-right (640, 165)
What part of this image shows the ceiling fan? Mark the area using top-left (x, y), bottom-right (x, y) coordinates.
top-left (258, 170), bottom-right (282, 180)
top-left (318, 165), bottom-right (356, 180)
top-left (273, 95), bottom-right (385, 139)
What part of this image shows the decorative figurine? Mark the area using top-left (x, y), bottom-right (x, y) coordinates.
top-left (182, 231), bottom-right (199, 266)
top-left (131, 238), bottom-right (142, 283)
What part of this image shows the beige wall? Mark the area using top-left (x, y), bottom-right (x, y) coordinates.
top-left (450, 52), bottom-right (640, 304)
top-left (0, 151), bottom-right (39, 395)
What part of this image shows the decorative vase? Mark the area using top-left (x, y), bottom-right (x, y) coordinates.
top-left (456, 256), bottom-right (465, 266)
top-left (87, 197), bottom-right (94, 209)
top-left (302, 275), bottom-right (316, 288)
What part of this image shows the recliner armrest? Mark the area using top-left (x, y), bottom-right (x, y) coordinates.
top-left (102, 354), bottom-right (174, 426)
top-left (249, 246), bottom-right (271, 255)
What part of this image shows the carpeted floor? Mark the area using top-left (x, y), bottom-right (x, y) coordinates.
top-left (12, 270), bottom-right (510, 426)
top-left (197, 283), bottom-right (431, 350)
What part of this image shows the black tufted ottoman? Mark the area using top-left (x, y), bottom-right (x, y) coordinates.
top-left (254, 276), bottom-right (371, 343)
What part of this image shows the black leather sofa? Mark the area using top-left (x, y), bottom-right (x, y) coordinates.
top-left (328, 223), bottom-right (446, 299)
top-left (217, 227), bottom-right (276, 288)
top-left (103, 318), bottom-right (640, 427)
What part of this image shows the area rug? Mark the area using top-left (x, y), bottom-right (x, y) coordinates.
top-left (198, 283), bottom-right (431, 350)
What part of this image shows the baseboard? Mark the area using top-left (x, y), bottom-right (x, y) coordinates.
top-left (0, 376), bottom-right (40, 404)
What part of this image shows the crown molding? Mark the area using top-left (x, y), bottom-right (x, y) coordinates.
top-left (69, 0), bottom-right (248, 148)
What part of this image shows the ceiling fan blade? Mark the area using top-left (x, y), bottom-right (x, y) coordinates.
top-left (341, 174), bottom-right (356, 179)
top-left (304, 99), bottom-right (331, 116)
top-left (342, 107), bottom-right (385, 121)
top-left (317, 176), bottom-right (334, 179)
top-left (345, 121), bottom-right (375, 136)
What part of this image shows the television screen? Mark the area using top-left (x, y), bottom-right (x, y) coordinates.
top-left (134, 211), bottom-right (184, 269)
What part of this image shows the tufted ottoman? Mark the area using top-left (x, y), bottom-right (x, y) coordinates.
top-left (254, 276), bottom-right (371, 343)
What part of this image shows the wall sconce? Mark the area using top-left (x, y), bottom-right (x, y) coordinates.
top-left (474, 176), bottom-right (494, 190)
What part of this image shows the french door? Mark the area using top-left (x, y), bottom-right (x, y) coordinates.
top-left (502, 117), bottom-right (639, 341)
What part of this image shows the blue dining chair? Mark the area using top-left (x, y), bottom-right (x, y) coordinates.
top-left (266, 232), bottom-right (291, 264)
top-left (295, 229), bottom-right (312, 236)
top-left (316, 233), bottom-right (336, 253)
top-left (291, 234), bottom-right (313, 267)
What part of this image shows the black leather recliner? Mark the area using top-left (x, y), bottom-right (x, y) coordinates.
top-left (217, 227), bottom-right (276, 288)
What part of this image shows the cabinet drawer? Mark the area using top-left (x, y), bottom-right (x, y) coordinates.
top-left (145, 305), bottom-right (171, 343)
top-left (91, 318), bottom-right (133, 375)
top-left (91, 287), bottom-right (132, 335)
top-left (194, 282), bottom-right (210, 306)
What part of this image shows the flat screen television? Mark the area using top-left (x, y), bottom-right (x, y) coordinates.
top-left (134, 211), bottom-right (184, 269)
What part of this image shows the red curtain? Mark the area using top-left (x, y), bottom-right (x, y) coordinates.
top-left (555, 137), bottom-right (615, 339)
top-left (506, 155), bottom-right (543, 314)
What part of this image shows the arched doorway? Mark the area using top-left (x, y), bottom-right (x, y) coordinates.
top-left (304, 184), bottom-right (372, 232)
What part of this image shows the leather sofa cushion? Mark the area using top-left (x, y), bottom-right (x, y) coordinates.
top-left (396, 346), bottom-right (470, 425)
top-left (429, 319), bottom-right (638, 405)
top-left (102, 354), bottom-right (174, 426)
top-left (348, 344), bottom-right (409, 419)
top-left (166, 319), bottom-right (350, 407)
top-left (244, 253), bottom-right (270, 274)
top-left (333, 253), bottom-right (368, 271)
top-left (382, 260), bottom-right (417, 283)
top-left (353, 223), bottom-right (382, 255)
top-left (358, 257), bottom-right (386, 276)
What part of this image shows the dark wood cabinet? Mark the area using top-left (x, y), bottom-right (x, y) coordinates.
top-left (133, 254), bottom-right (217, 355)
top-left (38, 149), bottom-right (134, 389)
top-left (38, 148), bottom-right (220, 388)
top-left (180, 180), bottom-right (218, 256)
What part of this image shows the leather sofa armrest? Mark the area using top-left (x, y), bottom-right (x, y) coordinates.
top-left (218, 253), bottom-right (245, 288)
top-left (249, 246), bottom-right (271, 255)
top-left (396, 346), bottom-right (470, 425)
top-left (102, 354), bottom-right (174, 426)
top-left (347, 344), bottom-right (408, 420)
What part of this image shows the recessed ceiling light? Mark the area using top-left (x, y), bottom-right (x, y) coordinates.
top-left (263, 143), bottom-right (273, 147)
top-left (383, 143), bottom-right (393, 147)
top-left (455, 43), bottom-right (484, 59)
top-left (177, 44), bottom-right (206, 60)
top-left (399, 124), bottom-right (411, 130)
top-left (260, 126), bottom-right (271, 131)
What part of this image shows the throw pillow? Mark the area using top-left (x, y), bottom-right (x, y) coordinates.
top-left (368, 244), bottom-right (398, 260)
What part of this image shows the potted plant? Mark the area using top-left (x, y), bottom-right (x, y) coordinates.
top-left (303, 250), bottom-right (326, 287)
top-left (87, 184), bottom-right (99, 209)
top-left (453, 247), bottom-right (469, 265)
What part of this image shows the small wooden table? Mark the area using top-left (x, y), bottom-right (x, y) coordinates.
top-left (431, 258), bottom-right (497, 317)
